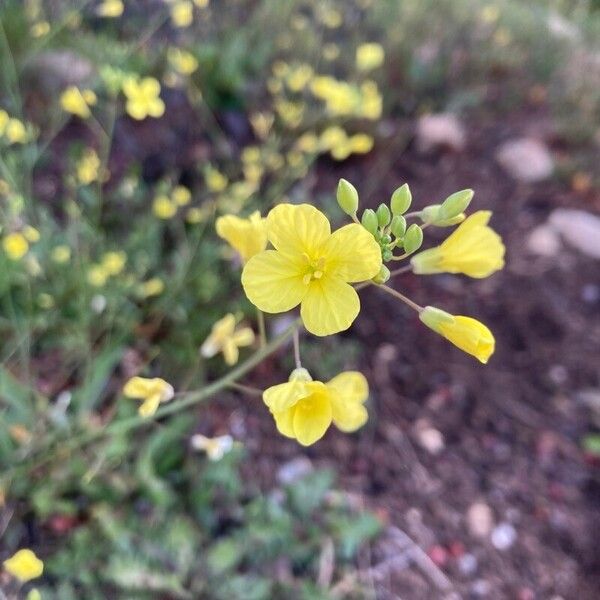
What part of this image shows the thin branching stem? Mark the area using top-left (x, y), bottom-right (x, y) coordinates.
top-left (293, 328), bottom-right (302, 369)
top-left (377, 285), bottom-right (423, 312)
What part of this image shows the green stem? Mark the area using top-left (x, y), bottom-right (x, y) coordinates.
top-left (256, 308), bottom-right (267, 348)
top-left (2, 319), bottom-right (300, 484)
top-left (378, 285), bottom-right (423, 312)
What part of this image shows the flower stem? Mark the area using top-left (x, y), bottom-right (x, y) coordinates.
top-left (256, 308), bottom-right (267, 348)
top-left (389, 265), bottom-right (413, 277)
top-left (293, 329), bottom-right (302, 369)
top-left (226, 382), bottom-right (263, 397)
top-left (2, 319), bottom-right (300, 484)
top-left (378, 285), bottom-right (423, 312)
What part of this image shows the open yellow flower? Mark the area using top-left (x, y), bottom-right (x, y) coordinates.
top-left (60, 86), bottom-right (97, 119)
top-left (122, 77), bottom-right (165, 120)
top-left (123, 377), bottom-right (174, 417)
top-left (200, 314), bottom-right (255, 365)
top-left (3, 549), bottom-right (44, 582)
top-left (263, 368), bottom-right (369, 446)
top-left (216, 211), bottom-right (267, 264)
top-left (97, 0), bottom-right (124, 17)
top-left (419, 306), bottom-right (495, 364)
top-left (242, 204), bottom-right (381, 336)
top-left (411, 211), bottom-right (505, 278)
top-left (356, 42), bottom-right (385, 71)
top-left (3, 232), bottom-right (29, 260)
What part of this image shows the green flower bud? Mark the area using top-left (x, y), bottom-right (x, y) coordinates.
top-left (381, 234), bottom-right (392, 245)
top-left (336, 178), bottom-right (359, 217)
top-left (419, 306), bottom-right (455, 330)
top-left (382, 249), bottom-right (393, 261)
top-left (437, 189), bottom-right (473, 221)
top-left (434, 213), bottom-right (466, 227)
top-left (403, 224), bottom-right (423, 254)
top-left (376, 203), bottom-right (391, 227)
top-left (390, 215), bottom-right (407, 238)
top-left (420, 204), bottom-right (441, 224)
top-left (390, 183), bottom-right (412, 215)
top-left (361, 209), bottom-right (378, 235)
top-left (372, 264), bottom-right (391, 284)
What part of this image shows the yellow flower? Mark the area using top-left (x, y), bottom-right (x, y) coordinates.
top-left (51, 245), bottom-right (71, 263)
top-left (122, 77), bottom-right (165, 120)
top-left (60, 86), bottom-right (97, 118)
top-left (101, 251), bottom-right (126, 275)
top-left (263, 368), bottom-right (368, 446)
top-left (97, 0), bottom-right (124, 17)
top-left (77, 149), bottom-right (101, 185)
top-left (3, 232), bottom-right (29, 260)
top-left (411, 211), bottom-right (505, 278)
top-left (242, 204), bottom-right (381, 336)
top-left (171, 1), bottom-right (193, 27)
top-left (419, 306), bottom-right (495, 364)
top-left (27, 589), bottom-right (42, 600)
top-left (205, 166), bottom-right (228, 192)
top-left (87, 265), bottom-right (108, 287)
top-left (5, 119), bottom-right (28, 144)
top-left (356, 42), bottom-right (385, 71)
top-left (3, 549), bottom-right (44, 582)
top-left (191, 434), bottom-right (234, 460)
top-left (167, 48), bottom-right (199, 75)
top-left (172, 185), bottom-right (191, 206)
top-left (139, 277), bottom-right (164, 297)
top-left (200, 314), bottom-right (255, 365)
top-left (23, 226), bottom-right (40, 243)
top-left (216, 210), bottom-right (267, 263)
top-left (123, 376), bottom-right (174, 417)
top-left (153, 195), bottom-right (177, 219)
top-left (30, 21), bottom-right (50, 37)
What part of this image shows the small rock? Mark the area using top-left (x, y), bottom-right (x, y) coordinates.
top-left (27, 50), bottom-right (95, 92)
top-left (458, 553), bottom-right (478, 576)
top-left (582, 284), bottom-right (600, 304)
top-left (491, 522), bottom-right (517, 550)
top-left (472, 579), bottom-right (491, 596)
top-left (496, 138), bottom-right (554, 182)
top-left (548, 209), bottom-right (600, 259)
top-left (526, 224), bottom-right (561, 257)
top-left (428, 544), bottom-right (448, 567)
top-left (548, 364), bottom-right (568, 385)
top-left (277, 457), bottom-right (313, 485)
top-left (414, 420), bottom-right (445, 455)
top-left (416, 113), bottom-right (466, 153)
top-left (467, 502), bottom-right (494, 538)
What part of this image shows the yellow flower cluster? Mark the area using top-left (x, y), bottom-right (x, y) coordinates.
top-left (123, 376), bottom-right (174, 417)
top-left (122, 77), bottom-right (165, 120)
top-left (310, 77), bottom-right (382, 120)
top-left (60, 86), bottom-right (97, 119)
top-left (87, 251), bottom-right (127, 287)
top-left (153, 185), bottom-right (192, 219)
top-left (77, 148), bottom-right (102, 185)
top-left (3, 548), bottom-right (44, 582)
top-left (97, 0), bottom-right (124, 17)
top-left (2, 227), bottom-right (40, 261)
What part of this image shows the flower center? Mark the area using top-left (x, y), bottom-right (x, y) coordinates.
top-left (301, 253), bottom-right (325, 285)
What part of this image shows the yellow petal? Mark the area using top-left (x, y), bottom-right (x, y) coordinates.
top-left (242, 250), bottom-right (307, 313)
top-left (222, 338), bottom-right (239, 365)
top-left (126, 99), bottom-right (147, 120)
top-left (322, 223), bottom-right (382, 282)
top-left (327, 371), bottom-right (369, 432)
top-left (232, 327), bottom-right (255, 347)
top-left (123, 376), bottom-right (156, 398)
top-left (3, 549), bottom-right (44, 582)
top-left (271, 407), bottom-right (296, 438)
top-left (140, 77), bottom-right (160, 98)
top-left (300, 277), bottom-right (360, 336)
top-left (292, 391), bottom-right (332, 446)
top-left (263, 380), bottom-right (308, 412)
top-left (266, 203), bottom-right (330, 257)
top-left (216, 212), bottom-right (267, 263)
top-left (139, 394), bottom-right (161, 417)
top-left (147, 98), bottom-right (165, 118)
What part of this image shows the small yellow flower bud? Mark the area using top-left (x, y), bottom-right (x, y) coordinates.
top-left (336, 178), bottom-right (359, 217)
top-left (391, 184), bottom-right (412, 215)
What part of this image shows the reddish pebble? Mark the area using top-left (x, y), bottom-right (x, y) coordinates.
top-left (428, 544), bottom-right (448, 567)
top-left (449, 541), bottom-right (465, 557)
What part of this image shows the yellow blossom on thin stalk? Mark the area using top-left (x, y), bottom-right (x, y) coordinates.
top-left (122, 77), bottom-right (165, 120)
top-left (419, 306), bottom-right (495, 364)
top-left (60, 86), bottom-right (97, 119)
top-left (411, 211), bottom-right (505, 278)
top-left (167, 48), bottom-right (199, 75)
top-left (201, 314), bottom-right (255, 366)
top-left (3, 549), bottom-right (44, 582)
top-left (171, 0), bottom-right (193, 27)
top-left (87, 265), bottom-right (108, 287)
top-left (263, 368), bottom-right (369, 446)
top-left (153, 195), bottom-right (177, 219)
top-left (3, 232), bottom-right (29, 260)
top-left (242, 204), bottom-right (382, 336)
top-left (216, 210), bottom-right (267, 263)
top-left (51, 245), bottom-right (71, 263)
top-left (101, 251), bottom-right (127, 276)
top-left (123, 377), bottom-right (174, 417)
top-left (356, 42), bottom-right (385, 71)
top-left (77, 149), bottom-right (102, 185)
top-left (172, 185), bottom-right (191, 206)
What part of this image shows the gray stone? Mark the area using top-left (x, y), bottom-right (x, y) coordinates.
top-left (467, 502), bottom-right (494, 538)
top-left (527, 224), bottom-right (561, 257)
top-left (416, 113), bottom-right (466, 153)
top-left (548, 209), bottom-right (600, 259)
top-left (491, 522), bottom-right (517, 550)
top-left (496, 138), bottom-right (554, 182)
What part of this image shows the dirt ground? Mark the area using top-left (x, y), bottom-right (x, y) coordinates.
top-left (229, 108), bottom-right (600, 598)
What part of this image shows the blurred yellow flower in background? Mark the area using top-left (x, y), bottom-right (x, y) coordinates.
top-left (242, 204), bottom-right (381, 336)
top-left (172, 185), bottom-right (191, 206)
top-left (201, 313), bottom-right (255, 365)
top-left (3, 232), bottom-right (29, 260)
top-left (168, 48), bottom-right (199, 75)
top-left (263, 368), bottom-right (369, 446)
top-left (60, 86), bottom-right (97, 119)
top-left (153, 195), bottom-right (177, 219)
top-left (77, 149), bottom-right (101, 185)
top-left (101, 251), bottom-right (127, 276)
top-left (205, 166), bottom-right (228, 192)
top-left (97, 0), bottom-right (124, 17)
top-left (356, 42), bottom-right (385, 71)
top-left (171, 1), bottom-right (193, 27)
top-left (191, 434), bottom-right (234, 460)
top-left (411, 211), bottom-right (505, 278)
top-left (51, 245), bottom-right (71, 264)
top-left (419, 306), bottom-right (495, 364)
top-left (123, 376), bottom-right (175, 417)
top-left (216, 211), bottom-right (267, 263)
top-left (3, 549), bottom-right (44, 582)
top-left (122, 77), bottom-right (165, 120)
top-left (139, 277), bottom-right (165, 297)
